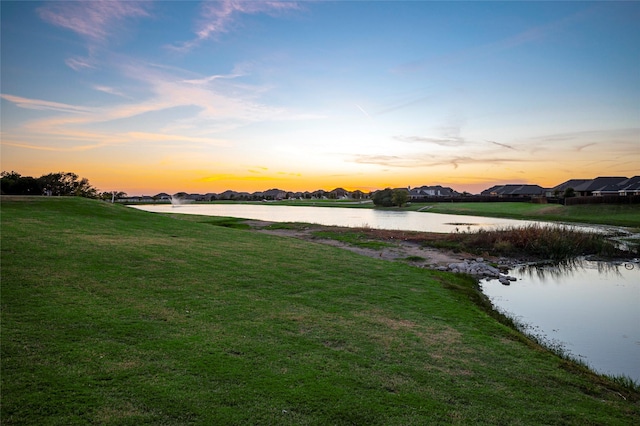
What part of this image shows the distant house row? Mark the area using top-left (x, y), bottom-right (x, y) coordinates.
top-left (123, 185), bottom-right (464, 203)
top-left (481, 176), bottom-right (640, 198)
top-left (550, 176), bottom-right (640, 197)
top-left (121, 176), bottom-right (640, 203)
top-left (124, 187), bottom-right (370, 203)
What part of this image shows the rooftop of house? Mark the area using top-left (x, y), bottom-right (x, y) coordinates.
top-left (573, 177), bottom-right (628, 192)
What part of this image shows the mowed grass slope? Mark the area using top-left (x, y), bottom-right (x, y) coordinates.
top-left (1, 197), bottom-right (638, 425)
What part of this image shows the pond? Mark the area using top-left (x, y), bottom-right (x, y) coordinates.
top-left (131, 203), bottom-right (544, 233)
top-left (481, 260), bottom-right (640, 382)
top-left (132, 203), bottom-right (638, 381)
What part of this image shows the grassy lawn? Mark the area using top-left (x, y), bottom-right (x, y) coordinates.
top-left (415, 202), bottom-right (640, 228)
top-left (2, 197), bottom-right (639, 425)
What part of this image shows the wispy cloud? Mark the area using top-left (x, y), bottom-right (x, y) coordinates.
top-left (124, 132), bottom-right (230, 147)
top-left (533, 128), bottom-right (639, 147)
top-left (574, 142), bottom-right (597, 152)
top-left (394, 118), bottom-right (468, 147)
top-left (1, 59), bottom-right (320, 153)
top-left (488, 140), bottom-right (517, 150)
top-left (355, 104), bottom-right (373, 120)
top-left (182, 71), bottom-right (245, 85)
top-left (1, 139), bottom-right (108, 152)
top-left (1, 126), bottom-right (229, 153)
top-left (37, 0), bottom-right (151, 43)
top-left (93, 85), bottom-right (131, 99)
top-left (394, 135), bottom-right (465, 147)
top-left (170, 0), bottom-right (301, 51)
top-left (512, 129), bottom-right (640, 168)
top-left (65, 56), bottom-right (97, 71)
top-left (37, 1), bottom-right (152, 72)
top-left (376, 94), bottom-right (433, 115)
top-left (355, 89), bottom-right (434, 118)
top-left (352, 154), bottom-right (529, 170)
top-left (0, 94), bottom-right (93, 114)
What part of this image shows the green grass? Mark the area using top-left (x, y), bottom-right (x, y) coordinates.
top-left (186, 216), bottom-right (252, 230)
top-left (311, 230), bottom-right (394, 250)
top-left (417, 202), bottom-right (640, 228)
top-left (2, 196), bottom-right (639, 425)
top-left (263, 222), bottom-right (314, 231)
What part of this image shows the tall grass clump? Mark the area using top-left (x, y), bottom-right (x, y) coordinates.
top-left (447, 225), bottom-right (622, 261)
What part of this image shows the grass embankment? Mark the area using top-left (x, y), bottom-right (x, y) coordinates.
top-left (2, 197), bottom-right (639, 425)
top-left (420, 202), bottom-right (640, 228)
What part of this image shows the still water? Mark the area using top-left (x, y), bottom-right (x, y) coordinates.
top-left (132, 203), bottom-right (638, 381)
top-left (482, 260), bottom-right (640, 382)
top-left (132, 203), bottom-right (542, 233)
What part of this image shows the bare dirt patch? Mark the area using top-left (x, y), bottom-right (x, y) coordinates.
top-left (246, 220), bottom-right (482, 268)
top-left (534, 205), bottom-right (565, 215)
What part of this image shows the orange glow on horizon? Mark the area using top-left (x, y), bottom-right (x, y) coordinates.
top-left (4, 145), bottom-right (635, 196)
top-left (84, 166), bottom-right (626, 196)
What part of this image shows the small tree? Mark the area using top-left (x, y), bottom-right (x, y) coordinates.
top-left (100, 191), bottom-right (127, 201)
top-left (392, 189), bottom-right (409, 207)
top-left (372, 188), bottom-right (394, 207)
top-left (563, 187), bottom-right (576, 198)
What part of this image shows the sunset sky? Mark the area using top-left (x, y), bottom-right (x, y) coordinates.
top-left (2, 1), bottom-right (638, 195)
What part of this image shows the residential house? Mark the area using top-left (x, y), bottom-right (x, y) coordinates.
top-left (572, 177), bottom-right (627, 197)
top-left (186, 193), bottom-right (207, 201)
top-left (261, 188), bottom-right (286, 200)
top-left (592, 186), bottom-right (624, 196)
top-left (122, 195), bottom-right (154, 203)
top-left (409, 185), bottom-right (459, 199)
top-left (311, 189), bottom-right (326, 199)
top-left (289, 191), bottom-right (305, 199)
top-left (154, 192), bottom-right (171, 201)
top-left (173, 192), bottom-right (189, 200)
top-left (481, 184), bottom-right (546, 198)
top-left (480, 185), bottom-right (503, 196)
top-left (618, 176), bottom-right (640, 196)
top-left (328, 188), bottom-right (351, 199)
top-left (218, 190), bottom-right (239, 200)
top-left (546, 179), bottom-right (591, 197)
top-left (351, 190), bottom-right (366, 199)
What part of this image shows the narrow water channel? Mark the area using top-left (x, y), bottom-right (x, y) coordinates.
top-left (130, 203), bottom-right (543, 233)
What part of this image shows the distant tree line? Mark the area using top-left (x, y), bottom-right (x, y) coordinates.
top-left (0, 171), bottom-right (109, 199)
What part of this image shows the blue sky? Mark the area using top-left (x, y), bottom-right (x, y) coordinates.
top-left (1, 1), bottom-right (638, 195)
